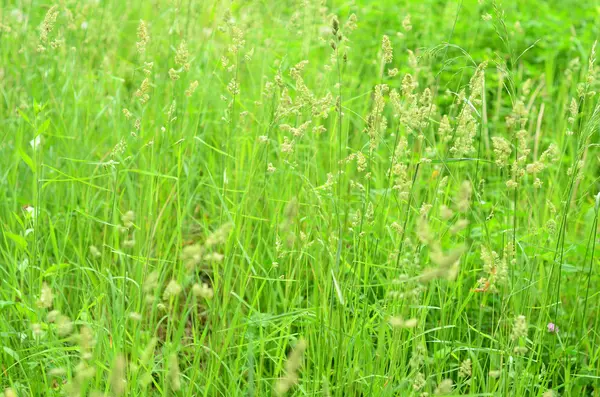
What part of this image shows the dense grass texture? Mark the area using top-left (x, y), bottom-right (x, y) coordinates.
top-left (1, 0), bottom-right (600, 395)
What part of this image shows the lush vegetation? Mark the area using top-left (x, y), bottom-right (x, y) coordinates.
top-left (1, 0), bottom-right (599, 395)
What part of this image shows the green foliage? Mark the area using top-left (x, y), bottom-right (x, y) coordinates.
top-left (0, 0), bottom-right (599, 396)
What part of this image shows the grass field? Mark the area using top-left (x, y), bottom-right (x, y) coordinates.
top-left (1, 0), bottom-right (600, 395)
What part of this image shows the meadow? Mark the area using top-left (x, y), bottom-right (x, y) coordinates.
top-left (1, 0), bottom-right (600, 395)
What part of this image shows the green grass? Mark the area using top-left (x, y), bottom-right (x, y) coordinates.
top-left (1, 0), bottom-right (600, 396)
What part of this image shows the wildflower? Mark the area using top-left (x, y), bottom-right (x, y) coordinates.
top-left (30, 136), bottom-right (42, 150)
top-left (267, 163), bottom-right (276, 173)
top-left (482, 13), bottom-right (492, 21)
top-left (274, 339), bottom-right (307, 396)
top-left (122, 109), bottom-right (133, 119)
top-left (547, 322), bottom-right (559, 333)
top-left (37, 282), bottom-right (54, 309)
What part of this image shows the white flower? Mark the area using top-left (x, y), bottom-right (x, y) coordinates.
top-left (30, 135), bottom-right (41, 150)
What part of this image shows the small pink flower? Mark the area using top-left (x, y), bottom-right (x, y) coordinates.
top-left (547, 322), bottom-right (559, 333)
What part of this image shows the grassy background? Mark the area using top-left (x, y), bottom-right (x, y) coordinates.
top-left (1, 0), bottom-right (600, 395)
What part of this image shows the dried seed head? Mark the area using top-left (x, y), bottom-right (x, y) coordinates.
top-left (163, 280), bottom-right (182, 300)
top-left (110, 355), bottom-right (127, 396)
top-left (4, 388), bottom-right (17, 397)
top-left (185, 80), bottom-right (199, 97)
top-left (136, 20), bottom-right (150, 54)
top-left (56, 314), bottom-right (74, 336)
top-left (389, 316), bottom-right (418, 328)
top-left (168, 68), bottom-right (180, 81)
top-left (40, 5), bottom-right (59, 44)
top-left (434, 379), bottom-right (453, 395)
top-left (459, 358), bottom-right (472, 378)
top-left (492, 137), bottom-right (511, 168)
top-left (37, 282), bottom-right (54, 309)
top-left (511, 315), bottom-right (528, 340)
top-left (402, 14), bottom-right (412, 31)
top-left (134, 78), bottom-right (151, 104)
top-left (169, 353), bottom-right (181, 391)
top-left (274, 339), bottom-right (307, 396)
top-left (456, 180), bottom-right (472, 212)
top-left (382, 35), bottom-right (393, 64)
top-left (192, 283), bottom-right (214, 299)
top-left (331, 16), bottom-right (339, 35)
top-left (121, 210), bottom-right (135, 228)
top-left (175, 41), bottom-right (190, 71)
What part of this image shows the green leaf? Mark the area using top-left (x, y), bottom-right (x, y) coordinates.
top-left (5, 232), bottom-right (27, 249)
top-left (3, 346), bottom-right (20, 361)
top-left (43, 263), bottom-right (70, 277)
top-left (18, 147), bottom-right (35, 173)
top-left (0, 300), bottom-right (15, 310)
top-left (37, 118), bottom-right (51, 134)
